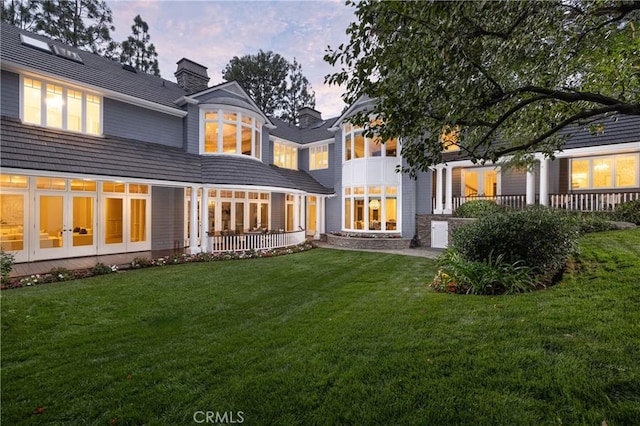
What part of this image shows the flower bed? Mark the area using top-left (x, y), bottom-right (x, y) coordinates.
top-left (326, 232), bottom-right (411, 250)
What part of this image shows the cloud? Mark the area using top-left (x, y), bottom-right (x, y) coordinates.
top-left (108, 0), bottom-right (354, 116)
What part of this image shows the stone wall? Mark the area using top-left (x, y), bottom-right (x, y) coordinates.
top-left (326, 234), bottom-right (411, 250)
top-left (415, 215), bottom-right (477, 247)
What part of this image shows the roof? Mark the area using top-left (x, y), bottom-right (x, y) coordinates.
top-left (269, 116), bottom-right (338, 144)
top-left (0, 23), bottom-right (187, 113)
top-left (0, 117), bottom-right (333, 194)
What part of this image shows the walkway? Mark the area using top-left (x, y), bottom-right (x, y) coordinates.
top-left (8, 244), bottom-right (443, 279)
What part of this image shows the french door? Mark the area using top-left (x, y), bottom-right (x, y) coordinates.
top-left (35, 192), bottom-right (97, 260)
top-left (463, 168), bottom-right (498, 198)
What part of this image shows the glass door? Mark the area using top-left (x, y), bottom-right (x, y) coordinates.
top-left (69, 194), bottom-right (96, 257)
top-left (35, 194), bottom-right (64, 259)
top-left (0, 192), bottom-right (28, 263)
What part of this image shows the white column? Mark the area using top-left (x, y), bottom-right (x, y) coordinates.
top-left (293, 195), bottom-right (300, 231)
top-left (315, 197), bottom-right (321, 239)
top-left (320, 196), bottom-right (326, 234)
top-left (200, 188), bottom-right (209, 252)
top-left (188, 185), bottom-right (200, 254)
top-left (444, 165), bottom-right (453, 214)
top-left (526, 168), bottom-right (536, 205)
top-left (434, 165), bottom-right (444, 214)
top-left (539, 158), bottom-right (549, 206)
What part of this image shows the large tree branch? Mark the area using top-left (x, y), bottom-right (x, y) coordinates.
top-left (462, 8), bottom-right (530, 40)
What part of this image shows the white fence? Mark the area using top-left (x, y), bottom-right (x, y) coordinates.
top-left (208, 230), bottom-right (306, 253)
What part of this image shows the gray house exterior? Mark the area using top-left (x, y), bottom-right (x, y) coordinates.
top-left (1, 23), bottom-right (639, 262)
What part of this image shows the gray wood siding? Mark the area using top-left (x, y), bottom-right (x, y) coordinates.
top-left (325, 129), bottom-right (343, 232)
top-left (103, 98), bottom-right (183, 147)
top-left (401, 171), bottom-right (416, 238)
top-left (1, 70), bottom-right (20, 118)
top-left (415, 170), bottom-right (432, 215)
top-left (306, 143), bottom-right (335, 189)
top-left (151, 186), bottom-right (185, 251)
top-left (271, 193), bottom-right (285, 230)
top-left (184, 103), bottom-right (200, 154)
top-left (325, 196), bottom-right (342, 233)
top-left (548, 158), bottom-right (561, 194)
top-left (501, 168), bottom-right (527, 195)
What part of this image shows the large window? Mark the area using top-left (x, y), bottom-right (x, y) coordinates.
top-left (22, 77), bottom-right (101, 135)
top-left (203, 110), bottom-right (262, 159)
top-left (274, 141), bottom-right (298, 169)
top-left (310, 144), bottom-right (329, 170)
top-left (343, 185), bottom-right (398, 232)
top-left (571, 154), bottom-right (639, 190)
top-left (343, 123), bottom-right (398, 162)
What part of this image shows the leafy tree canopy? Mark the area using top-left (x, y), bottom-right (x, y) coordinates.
top-left (325, 0), bottom-right (640, 175)
top-left (222, 50), bottom-right (315, 123)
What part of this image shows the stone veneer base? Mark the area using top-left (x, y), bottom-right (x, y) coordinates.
top-left (326, 234), bottom-right (411, 250)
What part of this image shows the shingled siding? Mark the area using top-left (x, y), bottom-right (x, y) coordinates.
top-left (1, 70), bottom-right (19, 119)
top-left (271, 193), bottom-right (285, 230)
top-left (151, 186), bottom-right (185, 251)
top-left (402, 172), bottom-right (417, 238)
top-left (415, 171), bottom-right (432, 215)
top-left (103, 98), bottom-right (183, 148)
top-left (184, 103), bottom-right (200, 154)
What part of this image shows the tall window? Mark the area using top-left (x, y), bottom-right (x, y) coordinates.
top-left (22, 77), bottom-right (101, 135)
top-left (343, 123), bottom-right (398, 162)
top-left (571, 154), bottom-right (639, 189)
top-left (343, 185), bottom-right (398, 232)
top-left (310, 144), bottom-right (329, 170)
top-left (274, 141), bottom-right (298, 169)
top-left (203, 109), bottom-right (262, 159)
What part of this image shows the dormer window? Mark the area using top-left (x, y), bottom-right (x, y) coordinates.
top-left (202, 109), bottom-right (262, 159)
top-left (274, 141), bottom-right (298, 170)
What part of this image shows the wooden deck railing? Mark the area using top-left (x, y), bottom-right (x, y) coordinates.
top-left (433, 191), bottom-right (640, 213)
top-left (207, 229), bottom-right (306, 253)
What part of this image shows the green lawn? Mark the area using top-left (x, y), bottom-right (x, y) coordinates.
top-left (2, 230), bottom-right (639, 425)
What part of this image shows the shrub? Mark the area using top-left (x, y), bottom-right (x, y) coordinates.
top-left (556, 211), bottom-right (617, 234)
top-left (92, 262), bottom-right (117, 276)
top-left (131, 257), bottom-right (154, 268)
top-left (450, 206), bottom-right (579, 283)
top-left (1, 249), bottom-right (15, 286)
top-left (613, 199), bottom-right (640, 224)
top-left (432, 248), bottom-right (537, 295)
top-left (453, 200), bottom-right (507, 218)
top-left (49, 267), bottom-right (73, 282)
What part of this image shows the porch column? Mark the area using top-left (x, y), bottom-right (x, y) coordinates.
top-left (526, 168), bottom-right (536, 205)
top-left (434, 165), bottom-right (444, 214)
top-left (320, 196), bottom-right (326, 234)
top-left (188, 185), bottom-right (200, 254)
top-left (315, 196), bottom-right (322, 239)
top-left (539, 158), bottom-right (549, 206)
top-left (293, 194), bottom-right (300, 230)
top-left (444, 165), bottom-right (453, 214)
top-left (200, 188), bottom-right (209, 252)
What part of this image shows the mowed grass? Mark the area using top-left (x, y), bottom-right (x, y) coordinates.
top-left (2, 230), bottom-right (640, 425)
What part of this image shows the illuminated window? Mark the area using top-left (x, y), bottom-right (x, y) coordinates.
top-left (441, 126), bottom-right (460, 151)
top-left (274, 141), bottom-right (298, 169)
top-left (202, 109), bottom-right (262, 158)
top-left (310, 144), bottom-right (329, 170)
top-left (343, 185), bottom-right (398, 232)
top-left (343, 123), bottom-right (398, 162)
top-left (0, 175), bottom-right (28, 189)
top-left (571, 154), bottom-right (639, 190)
top-left (22, 76), bottom-right (101, 135)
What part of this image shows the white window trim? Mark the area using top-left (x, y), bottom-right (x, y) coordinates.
top-left (20, 74), bottom-right (103, 136)
top-left (273, 140), bottom-right (299, 170)
top-left (342, 184), bottom-right (401, 233)
top-left (570, 153), bottom-right (640, 190)
top-left (342, 124), bottom-right (400, 163)
top-left (200, 107), bottom-right (263, 160)
top-left (309, 144), bottom-right (329, 170)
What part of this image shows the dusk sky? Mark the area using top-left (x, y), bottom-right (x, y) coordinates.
top-left (108, 0), bottom-right (356, 118)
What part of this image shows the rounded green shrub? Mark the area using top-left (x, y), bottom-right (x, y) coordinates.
top-left (613, 199), bottom-right (640, 224)
top-left (450, 206), bottom-right (579, 282)
top-left (453, 199), bottom-right (507, 218)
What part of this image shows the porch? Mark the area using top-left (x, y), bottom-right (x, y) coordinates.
top-left (436, 191), bottom-right (640, 213)
top-left (206, 229), bottom-right (307, 253)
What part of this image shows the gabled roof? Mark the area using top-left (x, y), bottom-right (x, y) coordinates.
top-left (329, 95), bottom-right (376, 131)
top-left (269, 116), bottom-right (338, 144)
top-left (0, 117), bottom-right (333, 194)
top-left (0, 23), bottom-right (186, 113)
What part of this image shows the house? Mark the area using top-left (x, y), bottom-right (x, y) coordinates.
top-left (1, 23), bottom-right (639, 263)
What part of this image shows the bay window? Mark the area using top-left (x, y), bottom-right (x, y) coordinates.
top-left (343, 185), bottom-right (398, 232)
top-left (202, 109), bottom-right (262, 159)
top-left (343, 123), bottom-right (398, 162)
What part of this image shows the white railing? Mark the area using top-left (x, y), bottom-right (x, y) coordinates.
top-left (434, 191), bottom-right (640, 213)
top-left (208, 230), bottom-right (306, 253)
top-left (549, 191), bottom-right (640, 211)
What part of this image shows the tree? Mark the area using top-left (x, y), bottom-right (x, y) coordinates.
top-left (119, 14), bottom-right (160, 76)
top-left (1, 0), bottom-right (39, 30)
top-left (325, 0), bottom-right (640, 175)
top-left (222, 50), bottom-right (316, 122)
top-left (35, 0), bottom-right (115, 55)
top-left (281, 58), bottom-right (316, 124)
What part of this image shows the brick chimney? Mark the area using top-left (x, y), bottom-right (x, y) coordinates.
top-left (174, 58), bottom-right (210, 94)
top-left (298, 107), bottom-right (322, 128)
